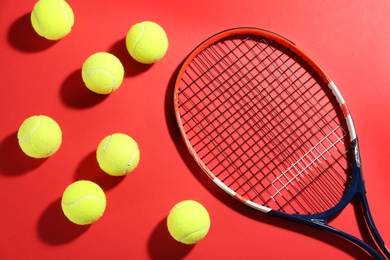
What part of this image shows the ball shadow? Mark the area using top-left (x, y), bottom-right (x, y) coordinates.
top-left (0, 132), bottom-right (47, 176)
top-left (74, 150), bottom-right (125, 191)
top-left (8, 13), bottom-right (57, 52)
top-left (37, 198), bottom-right (90, 245)
top-left (109, 38), bottom-right (152, 77)
top-left (148, 218), bottom-right (195, 260)
top-left (60, 69), bottom-right (108, 109)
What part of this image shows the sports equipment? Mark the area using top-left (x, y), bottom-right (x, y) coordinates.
top-left (96, 133), bottom-right (140, 176)
top-left (30, 0), bottom-right (74, 40)
top-left (82, 52), bottom-right (124, 94)
top-left (61, 180), bottom-right (106, 225)
top-left (125, 21), bottom-right (169, 64)
top-left (173, 28), bottom-right (389, 259)
top-left (17, 115), bottom-right (62, 158)
top-left (167, 200), bottom-right (210, 244)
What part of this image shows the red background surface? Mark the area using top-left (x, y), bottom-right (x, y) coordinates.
top-left (1, 0), bottom-right (390, 259)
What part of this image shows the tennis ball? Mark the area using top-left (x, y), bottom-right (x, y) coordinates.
top-left (82, 52), bottom-right (125, 94)
top-left (17, 115), bottom-right (62, 158)
top-left (167, 200), bottom-right (211, 244)
top-left (61, 180), bottom-right (106, 225)
top-left (30, 0), bottom-right (75, 40)
top-left (96, 133), bottom-right (140, 176)
top-left (126, 21), bottom-right (169, 64)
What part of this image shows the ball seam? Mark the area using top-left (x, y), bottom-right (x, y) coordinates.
top-left (125, 148), bottom-right (139, 173)
top-left (59, 0), bottom-right (71, 28)
top-left (179, 225), bottom-right (210, 243)
top-left (32, 10), bottom-right (45, 38)
top-left (132, 22), bottom-right (146, 60)
top-left (19, 115), bottom-right (42, 143)
top-left (85, 69), bottom-right (116, 93)
top-left (98, 135), bottom-right (112, 163)
top-left (44, 137), bottom-right (61, 157)
top-left (62, 195), bottom-right (104, 207)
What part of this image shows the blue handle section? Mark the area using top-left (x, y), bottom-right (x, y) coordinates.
top-left (270, 139), bottom-right (389, 259)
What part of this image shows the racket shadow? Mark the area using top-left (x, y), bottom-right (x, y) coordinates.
top-left (164, 61), bottom-right (373, 260)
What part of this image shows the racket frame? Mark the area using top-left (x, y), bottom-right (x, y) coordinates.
top-left (173, 27), bottom-right (389, 259)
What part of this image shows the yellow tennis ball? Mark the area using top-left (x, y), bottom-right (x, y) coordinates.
top-left (30, 0), bottom-right (75, 40)
top-left (61, 180), bottom-right (106, 225)
top-left (17, 115), bottom-right (62, 158)
top-left (126, 21), bottom-right (169, 64)
top-left (167, 200), bottom-right (211, 244)
top-left (82, 52), bottom-right (125, 95)
top-left (96, 133), bottom-right (140, 176)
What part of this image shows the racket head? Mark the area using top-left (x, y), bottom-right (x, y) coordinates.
top-left (173, 27), bottom-right (358, 217)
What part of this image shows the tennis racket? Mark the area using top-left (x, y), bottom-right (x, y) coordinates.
top-left (173, 28), bottom-right (389, 259)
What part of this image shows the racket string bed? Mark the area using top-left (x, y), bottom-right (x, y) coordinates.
top-left (248, 49), bottom-right (348, 213)
top-left (175, 28), bottom-right (390, 259)
top-left (177, 34), bottom-right (352, 215)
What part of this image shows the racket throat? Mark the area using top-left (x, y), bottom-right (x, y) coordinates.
top-left (308, 218), bottom-right (327, 227)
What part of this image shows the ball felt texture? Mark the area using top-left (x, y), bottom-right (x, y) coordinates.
top-left (96, 133), bottom-right (140, 176)
top-left (126, 21), bottom-right (169, 64)
top-left (82, 52), bottom-right (125, 94)
top-left (167, 200), bottom-right (211, 244)
top-left (61, 180), bottom-right (106, 225)
top-left (30, 0), bottom-right (74, 40)
top-left (17, 115), bottom-right (62, 158)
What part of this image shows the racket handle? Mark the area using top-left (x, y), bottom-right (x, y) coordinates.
top-left (360, 193), bottom-right (390, 259)
top-left (273, 210), bottom-right (385, 259)
top-left (320, 222), bottom-right (385, 260)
